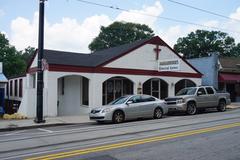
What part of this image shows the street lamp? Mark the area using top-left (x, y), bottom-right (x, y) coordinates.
top-left (34, 0), bottom-right (46, 123)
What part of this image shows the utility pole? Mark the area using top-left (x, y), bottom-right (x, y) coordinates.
top-left (35, 0), bottom-right (46, 123)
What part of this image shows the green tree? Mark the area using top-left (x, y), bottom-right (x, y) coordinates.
top-left (20, 46), bottom-right (36, 64)
top-left (0, 32), bottom-right (26, 78)
top-left (89, 21), bottom-right (155, 52)
top-left (231, 43), bottom-right (240, 57)
top-left (174, 30), bottom-right (238, 58)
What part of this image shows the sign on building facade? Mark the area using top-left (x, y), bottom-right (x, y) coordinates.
top-left (158, 59), bottom-right (180, 71)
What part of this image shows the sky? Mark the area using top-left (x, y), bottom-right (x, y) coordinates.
top-left (0, 0), bottom-right (240, 53)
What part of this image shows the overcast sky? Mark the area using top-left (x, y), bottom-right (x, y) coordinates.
top-left (0, 0), bottom-right (240, 53)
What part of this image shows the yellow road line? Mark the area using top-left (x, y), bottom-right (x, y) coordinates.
top-left (26, 122), bottom-right (240, 160)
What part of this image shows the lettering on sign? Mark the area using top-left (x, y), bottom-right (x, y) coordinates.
top-left (158, 60), bottom-right (180, 71)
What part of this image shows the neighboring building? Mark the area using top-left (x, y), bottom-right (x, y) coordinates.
top-left (187, 53), bottom-right (219, 89)
top-left (5, 74), bottom-right (25, 113)
top-left (188, 53), bottom-right (240, 102)
top-left (8, 36), bottom-right (202, 117)
top-left (218, 57), bottom-right (240, 102)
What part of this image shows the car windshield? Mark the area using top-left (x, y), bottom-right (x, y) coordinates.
top-left (176, 88), bottom-right (197, 96)
top-left (108, 96), bottom-right (129, 105)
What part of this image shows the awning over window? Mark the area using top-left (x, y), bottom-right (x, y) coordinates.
top-left (0, 73), bottom-right (7, 83)
top-left (219, 73), bottom-right (240, 82)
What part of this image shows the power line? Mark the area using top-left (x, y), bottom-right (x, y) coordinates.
top-left (76, 0), bottom-right (240, 34)
top-left (167, 0), bottom-right (240, 23)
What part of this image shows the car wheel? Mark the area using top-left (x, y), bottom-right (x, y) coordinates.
top-left (112, 111), bottom-right (124, 123)
top-left (186, 102), bottom-right (197, 115)
top-left (217, 100), bottom-right (226, 112)
top-left (154, 107), bottom-right (163, 119)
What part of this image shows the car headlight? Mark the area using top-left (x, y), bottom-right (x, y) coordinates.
top-left (176, 99), bottom-right (184, 104)
top-left (101, 108), bottom-right (111, 113)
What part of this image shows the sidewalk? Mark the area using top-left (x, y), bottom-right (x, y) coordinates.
top-left (0, 102), bottom-right (239, 132)
top-left (0, 115), bottom-right (92, 132)
top-left (227, 102), bottom-right (240, 109)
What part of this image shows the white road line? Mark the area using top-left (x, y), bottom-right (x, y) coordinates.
top-left (38, 128), bottom-right (54, 133)
top-left (0, 130), bottom-right (27, 136)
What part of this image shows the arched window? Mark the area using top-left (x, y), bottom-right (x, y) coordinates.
top-left (175, 79), bottom-right (196, 95)
top-left (102, 76), bottom-right (133, 105)
top-left (143, 78), bottom-right (168, 99)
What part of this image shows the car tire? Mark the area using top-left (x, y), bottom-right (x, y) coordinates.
top-left (186, 102), bottom-right (197, 115)
top-left (154, 107), bottom-right (163, 119)
top-left (217, 100), bottom-right (226, 112)
top-left (112, 110), bottom-right (125, 123)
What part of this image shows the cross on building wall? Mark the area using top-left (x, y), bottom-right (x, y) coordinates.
top-left (154, 45), bottom-right (161, 60)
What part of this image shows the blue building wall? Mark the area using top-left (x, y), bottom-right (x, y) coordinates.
top-left (187, 53), bottom-right (219, 89)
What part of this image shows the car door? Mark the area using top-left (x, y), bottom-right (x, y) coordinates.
top-left (195, 87), bottom-right (208, 108)
top-left (124, 95), bottom-right (143, 119)
top-left (141, 95), bottom-right (157, 117)
top-left (205, 87), bottom-right (218, 107)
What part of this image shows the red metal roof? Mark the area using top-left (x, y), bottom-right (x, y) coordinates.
top-left (219, 73), bottom-right (240, 82)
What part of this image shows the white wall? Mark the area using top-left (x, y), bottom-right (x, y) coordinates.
top-left (106, 44), bottom-right (196, 73)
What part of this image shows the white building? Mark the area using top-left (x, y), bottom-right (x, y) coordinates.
top-left (8, 36), bottom-right (202, 117)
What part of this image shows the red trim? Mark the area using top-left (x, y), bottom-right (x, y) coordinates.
top-left (97, 36), bottom-right (202, 76)
top-left (28, 67), bottom-right (38, 74)
top-left (48, 64), bottom-right (201, 78)
top-left (219, 73), bottom-right (240, 82)
top-left (49, 64), bottom-right (94, 73)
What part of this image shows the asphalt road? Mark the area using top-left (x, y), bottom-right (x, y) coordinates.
top-left (0, 108), bottom-right (240, 160)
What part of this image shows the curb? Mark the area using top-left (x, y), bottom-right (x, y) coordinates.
top-left (0, 121), bottom-right (95, 132)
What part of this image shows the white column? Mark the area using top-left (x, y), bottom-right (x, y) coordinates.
top-left (169, 81), bottom-right (175, 97)
top-left (46, 74), bottom-right (58, 116)
top-left (89, 76), bottom-right (102, 108)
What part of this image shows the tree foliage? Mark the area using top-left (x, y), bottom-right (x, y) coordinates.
top-left (0, 32), bottom-right (36, 78)
top-left (89, 21), bottom-right (155, 52)
top-left (0, 33), bottom-right (26, 78)
top-left (174, 30), bottom-right (240, 58)
top-left (19, 46), bottom-right (36, 64)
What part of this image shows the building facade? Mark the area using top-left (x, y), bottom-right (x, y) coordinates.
top-left (7, 36), bottom-right (202, 117)
top-left (188, 53), bottom-right (240, 102)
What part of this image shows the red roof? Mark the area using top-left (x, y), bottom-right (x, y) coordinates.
top-left (219, 73), bottom-right (240, 82)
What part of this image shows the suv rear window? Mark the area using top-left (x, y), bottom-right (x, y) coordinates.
top-left (206, 87), bottom-right (214, 94)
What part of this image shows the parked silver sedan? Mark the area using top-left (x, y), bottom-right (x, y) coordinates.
top-left (89, 94), bottom-right (168, 123)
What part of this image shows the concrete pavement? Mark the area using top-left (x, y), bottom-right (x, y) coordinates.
top-left (0, 115), bottom-right (91, 131)
top-left (0, 102), bottom-right (239, 131)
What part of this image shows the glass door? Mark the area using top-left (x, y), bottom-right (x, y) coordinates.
top-left (114, 79), bottom-right (123, 100)
top-left (151, 79), bottom-right (160, 99)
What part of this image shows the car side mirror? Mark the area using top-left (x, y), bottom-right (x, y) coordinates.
top-left (126, 100), bottom-right (133, 105)
top-left (197, 91), bottom-right (202, 96)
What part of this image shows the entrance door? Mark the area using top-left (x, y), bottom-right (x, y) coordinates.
top-left (151, 79), bottom-right (160, 99)
top-left (226, 83), bottom-right (236, 102)
top-left (115, 79), bottom-right (123, 100)
top-left (143, 78), bottom-right (168, 99)
top-left (106, 79), bottom-right (123, 104)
